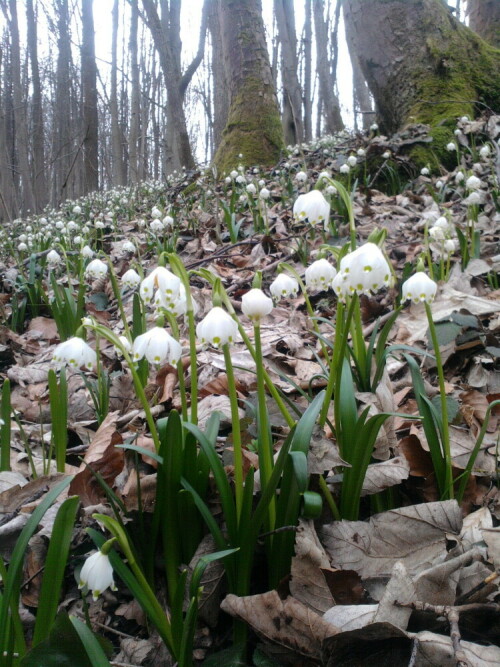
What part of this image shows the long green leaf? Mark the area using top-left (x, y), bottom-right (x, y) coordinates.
top-left (69, 617), bottom-right (111, 667)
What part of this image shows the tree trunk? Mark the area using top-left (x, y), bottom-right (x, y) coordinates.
top-left (81, 0), bottom-right (99, 194)
top-left (274, 0), bottom-right (304, 145)
top-left (312, 0), bottom-right (344, 135)
top-left (53, 0), bottom-right (73, 204)
top-left (110, 0), bottom-right (125, 186)
top-left (213, 0), bottom-right (284, 173)
top-left (350, 52), bottom-right (374, 132)
top-left (0, 43), bottom-right (16, 221)
top-left (303, 0), bottom-right (312, 142)
top-left (128, 0), bottom-right (141, 184)
top-left (26, 0), bottom-right (47, 211)
top-left (343, 0), bottom-right (500, 135)
top-left (467, 0), bottom-right (500, 48)
top-left (208, 0), bottom-right (229, 155)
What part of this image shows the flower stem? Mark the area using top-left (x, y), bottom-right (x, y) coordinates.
top-left (223, 344), bottom-right (244, 521)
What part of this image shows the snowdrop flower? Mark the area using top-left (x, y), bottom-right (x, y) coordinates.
top-left (446, 142), bottom-right (457, 151)
top-left (121, 268), bottom-right (141, 290)
top-left (72, 205), bottom-right (82, 215)
top-left (339, 163), bottom-right (350, 174)
top-left (151, 206), bottom-right (162, 219)
top-left (454, 128), bottom-right (462, 136)
top-left (163, 215), bottom-right (174, 228)
top-left (236, 175), bottom-right (246, 185)
top-left (196, 307), bottom-right (238, 348)
top-left (402, 272), bottom-right (437, 304)
top-left (336, 243), bottom-right (392, 297)
top-left (479, 144), bottom-right (491, 158)
top-left (435, 180), bottom-right (444, 189)
top-left (150, 219), bottom-right (164, 234)
top-left (382, 151), bottom-right (391, 159)
top-left (370, 123), bottom-right (379, 132)
top-left (326, 185), bottom-right (337, 196)
top-left (293, 190), bottom-right (330, 228)
top-left (79, 550), bottom-right (116, 601)
top-left (85, 258), bottom-right (108, 280)
top-left (118, 335), bottom-right (132, 354)
top-left (455, 171), bottom-right (465, 184)
top-left (140, 266), bottom-right (180, 303)
top-left (443, 239), bottom-right (457, 255)
top-left (241, 288), bottom-right (273, 323)
top-left (52, 337), bottom-right (96, 370)
top-left (122, 241), bottom-right (136, 254)
top-left (305, 258), bottom-right (337, 293)
top-left (246, 183), bottom-right (257, 195)
top-left (81, 245), bottom-right (94, 259)
top-left (132, 327), bottom-right (182, 366)
top-left (357, 148), bottom-right (366, 157)
top-left (296, 171), bottom-right (307, 183)
top-left (259, 188), bottom-right (270, 200)
top-left (463, 191), bottom-right (481, 206)
top-left (17, 242), bottom-right (28, 252)
top-left (73, 235), bottom-right (82, 245)
top-left (47, 249), bottom-right (62, 266)
top-left (420, 167), bottom-right (430, 176)
top-left (230, 170), bottom-right (238, 180)
top-left (95, 221), bottom-right (105, 229)
top-left (347, 155), bottom-right (357, 167)
top-left (270, 273), bottom-right (299, 300)
top-left (466, 175), bottom-right (482, 190)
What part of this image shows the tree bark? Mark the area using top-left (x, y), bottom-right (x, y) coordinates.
top-left (312, 0), bottom-right (344, 135)
top-left (303, 0), bottom-right (312, 142)
top-left (110, 0), bottom-right (125, 186)
top-left (128, 0), bottom-right (141, 183)
top-left (208, 0), bottom-right (229, 154)
top-left (81, 0), bottom-right (99, 194)
top-left (343, 0), bottom-right (500, 135)
top-left (274, 0), bottom-right (304, 145)
top-left (212, 0), bottom-right (284, 173)
top-left (350, 52), bottom-right (374, 132)
top-left (467, 0), bottom-right (500, 48)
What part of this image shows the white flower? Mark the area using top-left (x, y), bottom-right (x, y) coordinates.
top-left (73, 205), bottom-right (82, 215)
top-left (347, 155), bottom-right (357, 167)
top-left (429, 225), bottom-right (446, 241)
top-left (230, 170), bottom-right (238, 179)
top-left (435, 180), bottom-right (444, 189)
top-left (121, 268), bottom-right (141, 290)
top-left (122, 241), bottom-right (136, 254)
top-left (357, 148), bottom-right (366, 157)
top-left (150, 219), bottom-right (164, 234)
top-left (225, 176), bottom-right (231, 185)
top-left (318, 171), bottom-right (331, 183)
top-left (464, 191), bottom-right (481, 206)
top-left (460, 116), bottom-right (469, 123)
top-left (420, 167), bottom-right (430, 176)
top-left (454, 128), bottom-right (462, 136)
top-left (370, 123), bottom-right (378, 132)
top-left (140, 266), bottom-right (181, 303)
top-left (17, 242), bottom-right (28, 252)
top-left (118, 335), bottom-right (132, 354)
top-left (85, 258), bottom-right (108, 280)
top-left (465, 175), bottom-right (481, 190)
top-left (241, 288), bottom-right (273, 323)
top-left (52, 337), bottom-right (96, 370)
top-left (296, 171), bottom-right (307, 183)
top-left (151, 206), bottom-right (162, 219)
top-left (47, 249), bottom-right (62, 265)
top-left (382, 151), bottom-right (391, 159)
top-left (293, 190), bottom-right (330, 228)
top-left (163, 215), bottom-right (174, 228)
top-left (154, 283), bottom-right (192, 318)
top-left (259, 188), bottom-right (270, 200)
top-left (95, 221), bottom-right (105, 229)
top-left (339, 163), bottom-right (350, 174)
top-left (81, 245), bottom-right (94, 259)
top-left (196, 307), bottom-right (238, 348)
top-left (443, 239), bottom-right (456, 254)
top-left (236, 175), bottom-right (246, 185)
top-left (336, 243), bottom-right (392, 297)
top-left (67, 221), bottom-right (78, 232)
top-left (246, 183), bottom-right (256, 195)
top-left (79, 550), bottom-right (116, 601)
top-left (73, 236), bottom-right (82, 245)
top-left (132, 327), bottom-right (182, 366)
top-left (446, 142), bottom-right (457, 151)
top-left (270, 273), bottom-right (299, 300)
top-left (455, 171), bottom-right (465, 183)
top-left (479, 144), bottom-right (491, 158)
top-left (402, 272), bottom-right (437, 304)
top-left (305, 258), bottom-right (337, 293)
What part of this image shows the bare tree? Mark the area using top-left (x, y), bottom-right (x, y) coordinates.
top-left (467, 0), bottom-right (500, 48)
top-left (302, 0), bottom-right (313, 142)
top-left (128, 0), bottom-right (141, 184)
top-left (212, 0), bottom-right (284, 172)
top-left (208, 0), bottom-right (229, 154)
top-left (110, 0), bottom-right (126, 186)
top-left (350, 53), bottom-right (374, 131)
top-left (274, 0), bottom-right (304, 145)
top-left (81, 0), bottom-right (99, 194)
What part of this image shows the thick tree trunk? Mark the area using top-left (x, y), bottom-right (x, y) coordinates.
top-left (208, 0), bottom-right (229, 155)
top-left (128, 0), bottom-right (141, 184)
top-left (312, 0), bottom-right (344, 135)
top-left (274, 0), bottom-right (304, 145)
top-left (343, 0), bottom-right (500, 135)
top-left (303, 0), bottom-right (312, 142)
top-left (467, 0), bottom-right (500, 48)
top-left (350, 52), bottom-right (374, 132)
top-left (213, 0), bottom-right (284, 173)
top-left (81, 0), bottom-right (99, 194)
top-left (110, 0), bottom-right (125, 186)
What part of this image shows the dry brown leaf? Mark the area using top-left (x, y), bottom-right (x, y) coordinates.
top-left (320, 500), bottom-right (462, 579)
top-left (121, 472), bottom-right (157, 512)
top-left (26, 317), bottom-right (59, 342)
top-left (307, 429), bottom-right (346, 474)
top-left (361, 456), bottom-right (410, 496)
top-left (221, 590), bottom-right (338, 664)
top-left (187, 535), bottom-right (225, 627)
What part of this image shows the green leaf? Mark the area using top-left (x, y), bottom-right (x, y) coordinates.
top-left (69, 617), bottom-right (112, 666)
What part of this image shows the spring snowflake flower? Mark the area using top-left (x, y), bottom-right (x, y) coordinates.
top-left (79, 550), bottom-right (116, 601)
top-left (230, 170), bottom-right (238, 180)
top-left (85, 258), bottom-right (108, 280)
top-left (339, 163), bottom-right (350, 174)
top-left (479, 144), bottom-right (491, 158)
top-left (357, 148), bottom-right (366, 157)
top-left (402, 272), bottom-right (437, 304)
top-left (305, 258), bottom-right (337, 293)
top-left (296, 171), bottom-right (307, 183)
top-left (52, 337), bottom-right (96, 370)
top-left (132, 327), bottom-right (182, 366)
top-left (246, 183), bottom-right (256, 195)
top-left (81, 245), bottom-right (94, 259)
top-left (17, 242), bottom-right (28, 252)
top-left (47, 249), bottom-right (62, 266)
top-left (140, 266), bottom-right (181, 303)
top-left (347, 155), bottom-right (357, 167)
top-left (293, 190), bottom-right (330, 228)
top-left (259, 188), bottom-right (271, 200)
top-left (241, 288), bottom-right (273, 323)
top-left (455, 171), bottom-right (465, 184)
top-left (154, 283), bottom-right (193, 318)
top-left (163, 215), bottom-right (174, 228)
top-left (382, 151), bottom-right (391, 159)
top-left (334, 243), bottom-right (392, 299)
top-left (435, 180), bottom-right (444, 189)
top-left (151, 206), bottom-right (162, 219)
top-left (196, 307), bottom-right (238, 348)
top-left (465, 175), bottom-right (482, 191)
top-left (446, 142), bottom-right (457, 151)
top-left (463, 191), bottom-right (481, 206)
top-left (118, 335), bottom-right (132, 354)
top-left (270, 273), bottom-right (299, 300)
top-left (122, 241), bottom-right (136, 254)
top-left (420, 167), bottom-right (430, 176)
top-left (150, 219), bottom-right (164, 234)
top-left (121, 268), bottom-right (141, 290)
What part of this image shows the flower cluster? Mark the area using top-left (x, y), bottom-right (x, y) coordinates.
top-left (332, 243), bottom-right (392, 300)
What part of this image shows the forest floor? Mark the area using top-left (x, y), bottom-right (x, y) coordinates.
top-left (1, 117), bottom-right (500, 666)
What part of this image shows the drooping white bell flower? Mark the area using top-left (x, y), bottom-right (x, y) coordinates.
top-left (52, 337), bottom-right (96, 370)
top-left (47, 249), bottom-right (62, 266)
top-left (241, 288), bottom-right (273, 323)
top-left (479, 144), bottom-right (491, 158)
top-left (196, 307), bottom-right (239, 348)
top-left (339, 163), bottom-right (350, 174)
top-left (259, 187), bottom-right (270, 200)
top-left (122, 241), bottom-right (136, 254)
top-left (154, 283), bottom-right (193, 318)
top-left (132, 327), bottom-right (182, 366)
top-left (121, 268), bottom-right (141, 290)
top-left (293, 190), bottom-right (330, 228)
top-left (85, 258), bottom-right (108, 280)
top-left (295, 170), bottom-right (307, 183)
top-left (151, 206), bottom-right (162, 219)
top-left (446, 142), bottom-right (457, 151)
top-left (269, 273), bottom-right (299, 300)
top-left (420, 167), bottom-right (430, 176)
top-left (79, 550), bottom-right (116, 601)
top-left (347, 155), bottom-right (357, 167)
top-left (140, 266), bottom-right (181, 304)
top-left (336, 243), bottom-right (392, 297)
top-left (150, 219), bottom-right (165, 234)
top-left (402, 272), bottom-right (437, 304)
top-left (81, 245), bottom-right (94, 259)
top-left (304, 258), bottom-right (337, 293)
top-left (465, 175), bottom-right (482, 191)
top-left (18, 242), bottom-right (28, 252)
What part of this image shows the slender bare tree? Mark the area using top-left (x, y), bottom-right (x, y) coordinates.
top-left (81, 0), bottom-right (99, 194)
